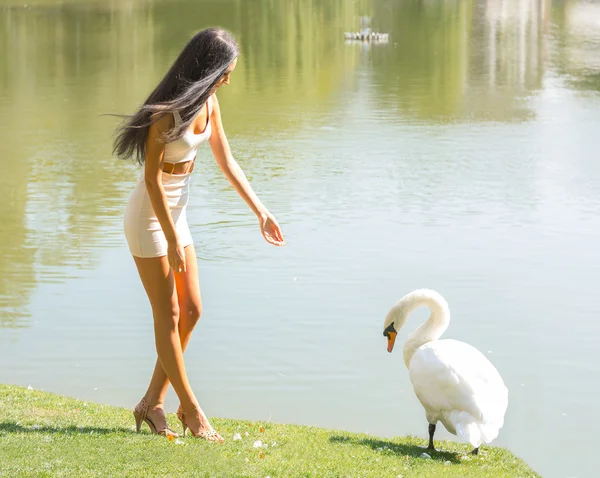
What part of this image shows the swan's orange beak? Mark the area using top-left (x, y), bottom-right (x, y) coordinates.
top-left (386, 331), bottom-right (397, 353)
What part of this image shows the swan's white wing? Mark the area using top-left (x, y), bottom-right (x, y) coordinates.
top-left (408, 339), bottom-right (508, 446)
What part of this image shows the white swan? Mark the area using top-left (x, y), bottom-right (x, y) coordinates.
top-left (383, 289), bottom-right (508, 455)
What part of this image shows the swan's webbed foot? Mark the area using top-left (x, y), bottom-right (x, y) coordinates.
top-left (427, 423), bottom-right (436, 451)
top-left (471, 447), bottom-right (480, 455)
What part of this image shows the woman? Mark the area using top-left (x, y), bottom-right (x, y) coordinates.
top-left (113, 28), bottom-right (285, 443)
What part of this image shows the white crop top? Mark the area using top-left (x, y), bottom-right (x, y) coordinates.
top-left (163, 95), bottom-right (213, 164)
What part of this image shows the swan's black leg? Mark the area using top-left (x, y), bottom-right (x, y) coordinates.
top-left (427, 423), bottom-right (436, 451)
top-left (471, 447), bottom-right (480, 455)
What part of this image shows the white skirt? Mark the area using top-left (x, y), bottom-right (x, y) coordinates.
top-left (124, 171), bottom-right (193, 258)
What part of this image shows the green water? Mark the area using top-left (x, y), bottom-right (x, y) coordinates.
top-left (1, 1), bottom-right (599, 476)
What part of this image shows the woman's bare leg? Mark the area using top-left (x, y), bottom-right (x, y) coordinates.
top-left (133, 254), bottom-right (198, 411)
top-left (143, 245), bottom-right (203, 406)
top-left (134, 246), bottom-right (221, 441)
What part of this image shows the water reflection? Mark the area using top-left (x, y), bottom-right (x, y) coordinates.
top-left (364, 0), bottom-right (548, 121)
top-left (0, 150), bottom-right (34, 330)
top-left (0, 1), bottom-right (160, 327)
top-left (552, 0), bottom-right (600, 91)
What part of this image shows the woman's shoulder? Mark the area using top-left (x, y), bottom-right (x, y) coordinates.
top-left (149, 109), bottom-right (176, 134)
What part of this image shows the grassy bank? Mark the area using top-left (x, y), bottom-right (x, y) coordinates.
top-left (0, 384), bottom-right (537, 477)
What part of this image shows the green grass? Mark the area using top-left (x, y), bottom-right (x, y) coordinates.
top-left (0, 384), bottom-right (538, 477)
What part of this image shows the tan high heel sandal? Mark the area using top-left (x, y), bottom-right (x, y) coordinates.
top-left (177, 405), bottom-right (224, 442)
top-left (133, 398), bottom-right (178, 438)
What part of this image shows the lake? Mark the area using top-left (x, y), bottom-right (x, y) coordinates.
top-left (1, 1), bottom-right (599, 477)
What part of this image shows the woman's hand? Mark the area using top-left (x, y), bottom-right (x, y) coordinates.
top-left (168, 240), bottom-right (186, 273)
top-left (258, 211), bottom-right (285, 246)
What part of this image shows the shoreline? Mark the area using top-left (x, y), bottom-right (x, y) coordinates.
top-left (0, 383), bottom-right (539, 477)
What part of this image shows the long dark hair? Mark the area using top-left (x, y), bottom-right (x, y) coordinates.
top-left (112, 27), bottom-right (239, 164)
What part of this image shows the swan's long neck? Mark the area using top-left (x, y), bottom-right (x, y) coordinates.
top-left (399, 291), bottom-right (451, 368)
